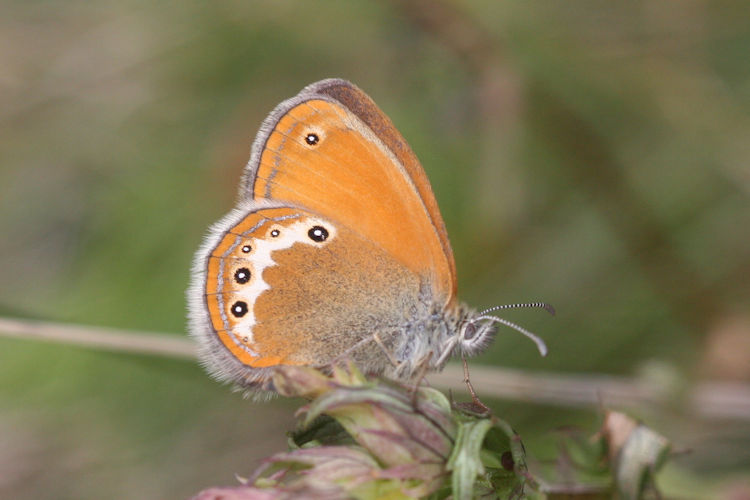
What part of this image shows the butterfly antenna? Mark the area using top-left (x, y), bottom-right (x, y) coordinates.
top-left (474, 315), bottom-right (548, 357)
top-left (479, 302), bottom-right (556, 316)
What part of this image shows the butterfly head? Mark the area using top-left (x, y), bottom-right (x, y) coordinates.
top-left (455, 315), bottom-right (497, 357)
top-left (437, 302), bottom-right (554, 367)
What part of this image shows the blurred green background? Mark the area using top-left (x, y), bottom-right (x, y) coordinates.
top-left (1, 1), bottom-right (749, 498)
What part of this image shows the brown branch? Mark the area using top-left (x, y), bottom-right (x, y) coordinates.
top-left (0, 316), bottom-right (195, 359)
top-left (2, 316), bottom-right (749, 421)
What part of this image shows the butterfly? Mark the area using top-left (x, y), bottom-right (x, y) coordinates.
top-left (187, 79), bottom-right (550, 396)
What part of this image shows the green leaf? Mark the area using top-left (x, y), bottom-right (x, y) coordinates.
top-left (447, 418), bottom-right (494, 500)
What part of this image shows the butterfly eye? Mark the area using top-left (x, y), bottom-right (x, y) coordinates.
top-left (308, 225), bottom-right (329, 242)
top-left (234, 267), bottom-right (251, 284)
top-left (304, 132), bottom-right (320, 146)
top-left (463, 322), bottom-right (477, 340)
top-left (231, 301), bottom-right (248, 318)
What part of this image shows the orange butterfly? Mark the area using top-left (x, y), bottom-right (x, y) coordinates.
top-left (188, 79), bottom-right (549, 395)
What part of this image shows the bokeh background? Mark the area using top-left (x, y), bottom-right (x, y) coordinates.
top-left (2, 1), bottom-right (749, 498)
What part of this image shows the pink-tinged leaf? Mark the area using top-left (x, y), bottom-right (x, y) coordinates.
top-left (190, 486), bottom-right (285, 500)
top-left (251, 446), bottom-right (378, 480)
top-left (386, 407), bottom-right (454, 457)
top-left (270, 366), bottom-right (334, 399)
top-left (358, 428), bottom-right (444, 464)
top-left (329, 361), bottom-right (369, 386)
top-left (375, 462), bottom-right (447, 482)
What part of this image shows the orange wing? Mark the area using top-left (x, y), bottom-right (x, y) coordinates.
top-left (201, 205), bottom-right (424, 371)
top-left (240, 79), bottom-right (457, 304)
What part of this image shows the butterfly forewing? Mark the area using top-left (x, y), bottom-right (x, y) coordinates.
top-left (244, 80), bottom-right (457, 304)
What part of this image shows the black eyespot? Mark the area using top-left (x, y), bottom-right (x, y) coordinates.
top-left (241, 245), bottom-right (251, 253)
top-left (463, 323), bottom-right (477, 340)
top-left (270, 229), bottom-right (280, 237)
top-left (305, 132), bottom-right (319, 146)
top-left (234, 267), bottom-right (251, 284)
top-left (308, 225), bottom-right (329, 242)
top-left (231, 301), bottom-right (248, 318)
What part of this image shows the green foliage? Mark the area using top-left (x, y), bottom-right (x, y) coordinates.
top-left (192, 366), bottom-right (675, 499)
top-left (193, 364), bottom-right (533, 499)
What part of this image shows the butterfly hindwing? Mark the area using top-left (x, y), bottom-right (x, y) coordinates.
top-left (190, 203), bottom-right (425, 385)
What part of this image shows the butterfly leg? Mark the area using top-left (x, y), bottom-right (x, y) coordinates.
top-left (373, 332), bottom-right (402, 370)
top-left (328, 331), bottom-right (393, 370)
top-left (462, 356), bottom-right (491, 415)
top-left (408, 352), bottom-right (434, 407)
